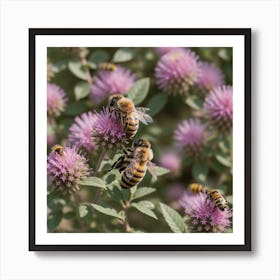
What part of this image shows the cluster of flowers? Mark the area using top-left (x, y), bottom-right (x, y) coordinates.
top-left (47, 46), bottom-right (232, 232)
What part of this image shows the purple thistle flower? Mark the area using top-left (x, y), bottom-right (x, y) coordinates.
top-left (47, 146), bottom-right (90, 194)
top-left (180, 192), bottom-right (232, 233)
top-left (90, 66), bottom-right (136, 104)
top-left (68, 112), bottom-right (97, 152)
top-left (159, 150), bottom-right (181, 174)
top-left (174, 118), bottom-right (207, 157)
top-left (197, 62), bottom-right (224, 92)
top-left (204, 85), bottom-right (233, 131)
top-left (47, 83), bottom-right (67, 117)
top-left (155, 48), bottom-right (200, 95)
top-left (92, 107), bottom-right (127, 149)
top-left (155, 47), bottom-right (185, 56)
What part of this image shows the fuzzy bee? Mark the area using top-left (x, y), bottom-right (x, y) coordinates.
top-left (98, 63), bottom-right (117, 72)
top-left (51, 144), bottom-right (64, 156)
top-left (188, 183), bottom-right (228, 211)
top-left (111, 139), bottom-right (153, 189)
top-left (108, 94), bottom-right (153, 139)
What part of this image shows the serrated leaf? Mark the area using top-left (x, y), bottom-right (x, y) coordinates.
top-left (216, 155), bottom-right (232, 167)
top-left (47, 210), bottom-right (62, 231)
top-left (127, 78), bottom-right (150, 105)
top-left (68, 60), bottom-right (88, 80)
top-left (159, 203), bottom-right (185, 233)
top-left (79, 177), bottom-right (106, 189)
top-left (90, 204), bottom-right (124, 221)
top-left (74, 81), bottom-right (90, 100)
top-left (89, 50), bottom-right (110, 65)
top-left (192, 161), bottom-right (208, 183)
top-left (113, 48), bottom-right (135, 63)
top-left (79, 205), bottom-right (88, 218)
top-left (132, 187), bottom-right (156, 201)
top-left (132, 201), bottom-right (157, 219)
top-left (147, 94), bottom-right (168, 116)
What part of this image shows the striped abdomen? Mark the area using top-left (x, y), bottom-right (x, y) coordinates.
top-left (207, 190), bottom-right (227, 211)
top-left (120, 162), bottom-right (146, 189)
top-left (189, 183), bottom-right (208, 194)
top-left (122, 112), bottom-right (139, 139)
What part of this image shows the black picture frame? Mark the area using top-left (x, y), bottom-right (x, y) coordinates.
top-left (29, 28), bottom-right (251, 251)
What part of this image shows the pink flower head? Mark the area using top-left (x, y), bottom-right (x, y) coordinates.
top-left (180, 192), bottom-right (232, 233)
top-left (155, 47), bottom-right (185, 56)
top-left (92, 107), bottom-right (127, 149)
top-left (68, 112), bottom-right (97, 152)
top-left (159, 150), bottom-right (181, 174)
top-left (47, 146), bottom-right (90, 194)
top-left (155, 48), bottom-right (200, 95)
top-left (197, 62), bottom-right (224, 92)
top-left (204, 85), bottom-right (233, 131)
top-left (90, 66), bottom-right (136, 104)
top-left (174, 118), bottom-right (207, 156)
top-left (47, 83), bottom-right (67, 117)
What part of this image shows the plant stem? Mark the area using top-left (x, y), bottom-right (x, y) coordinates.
top-left (93, 148), bottom-right (106, 204)
top-left (73, 191), bottom-right (86, 232)
top-left (122, 201), bottom-right (132, 233)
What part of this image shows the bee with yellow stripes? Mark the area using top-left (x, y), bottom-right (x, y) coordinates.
top-left (188, 183), bottom-right (228, 211)
top-left (51, 144), bottom-right (64, 156)
top-left (111, 139), bottom-right (153, 189)
top-left (98, 63), bottom-right (117, 72)
top-left (108, 95), bottom-right (153, 139)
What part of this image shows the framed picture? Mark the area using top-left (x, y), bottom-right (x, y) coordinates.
top-left (29, 28), bottom-right (251, 251)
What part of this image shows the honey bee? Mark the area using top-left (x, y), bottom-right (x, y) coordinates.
top-left (98, 63), bottom-right (117, 72)
top-left (111, 139), bottom-right (153, 189)
top-left (189, 183), bottom-right (228, 211)
top-left (207, 189), bottom-right (228, 211)
top-left (108, 95), bottom-right (153, 139)
top-left (51, 144), bottom-right (64, 156)
top-left (188, 183), bottom-right (208, 194)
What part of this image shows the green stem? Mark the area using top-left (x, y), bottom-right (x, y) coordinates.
top-left (122, 201), bottom-right (132, 233)
top-left (78, 47), bottom-right (92, 85)
top-left (93, 148), bottom-right (106, 204)
top-left (73, 191), bottom-right (86, 232)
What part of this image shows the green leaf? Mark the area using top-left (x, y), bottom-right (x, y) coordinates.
top-left (90, 204), bottom-right (124, 221)
top-left (68, 60), bottom-right (88, 80)
top-left (64, 101), bottom-right (88, 116)
top-left (216, 155), bottom-right (232, 167)
top-left (113, 48), bottom-right (135, 63)
top-left (79, 177), bottom-right (106, 189)
top-left (192, 161), bottom-right (208, 183)
top-left (132, 201), bottom-right (157, 220)
top-left (132, 187), bottom-right (156, 201)
top-left (79, 205), bottom-right (88, 218)
top-left (106, 185), bottom-right (124, 202)
top-left (159, 203), bottom-right (185, 233)
top-left (153, 166), bottom-right (170, 176)
top-left (147, 94), bottom-right (168, 116)
top-left (185, 95), bottom-right (203, 110)
top-left (74, 81), bottom-right (90, 100)
top-left (52, 60), bottom-right (68, 73)
top-left (89, 50), bottom-right (110, 65)
top-left (47, 210), bottom-right (62, 231)
top-left (126, 78), bottom-right (150, 105)
top-left (226, 195), bottom-right (233, 205)
top-left (63, 211), bottom-right (76, 219)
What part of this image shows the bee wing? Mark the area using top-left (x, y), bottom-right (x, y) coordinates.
top-left (135, 107), bottom-right (153, 125)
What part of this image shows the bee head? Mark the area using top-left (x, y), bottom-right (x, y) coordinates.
top-left (108, 94), bottom-right (123, 108)
top-left (133, 138), bottom-right (151, 148)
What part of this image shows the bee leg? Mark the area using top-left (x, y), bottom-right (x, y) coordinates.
top-left (111, 155), bottom-right (125, 169)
